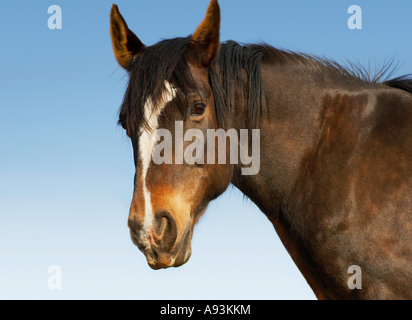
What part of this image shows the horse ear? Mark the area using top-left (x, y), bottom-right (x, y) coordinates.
top-left (190, 0), bottom-right (221, 67)
top-left (110, 4), bottom-right (145, 70)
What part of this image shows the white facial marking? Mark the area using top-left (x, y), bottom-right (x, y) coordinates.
top-left (140, 81), bottom-right (177, 231)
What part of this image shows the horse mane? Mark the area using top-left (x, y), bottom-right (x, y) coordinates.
top-left (119, 37), bottom-right (412, 134)
top-left (119, 37), bottom-right (267, 133)
top-left (383, 75), bottom-right (412, 93)
top-left (119, 37), bottom-right (195, 135)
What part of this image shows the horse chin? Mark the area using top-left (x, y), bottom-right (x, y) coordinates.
top-left (146, 247), bottom-right (192, 270)
top-left (147, 252), bottom-right (191, 270)
top-left (145, 232), bottom-right (193, 270)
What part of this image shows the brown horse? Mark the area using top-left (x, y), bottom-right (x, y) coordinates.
top-left (110, 0), bottom-right (412, 299)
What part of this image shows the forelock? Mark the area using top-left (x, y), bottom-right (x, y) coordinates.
top-left (118, 37), bottom-right (197, 136)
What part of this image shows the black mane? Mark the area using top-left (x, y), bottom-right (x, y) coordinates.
top-left (119, 37), bottom-right (194, 135)
top-left (119, 37), bottom-right (267, 134)
top-left (119, 37), bottom-right (412, 135)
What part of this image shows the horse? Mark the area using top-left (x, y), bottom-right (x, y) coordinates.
top-left (110, 0), bottom-right (412, 299)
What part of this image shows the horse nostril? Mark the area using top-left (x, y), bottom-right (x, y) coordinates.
top-left (154, 211), bottom-right (177, 251)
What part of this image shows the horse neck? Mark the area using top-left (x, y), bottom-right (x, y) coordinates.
top-left (229, 61), bottom-right (351, 298)
top-left (231, 62), bottom-right (327, 219)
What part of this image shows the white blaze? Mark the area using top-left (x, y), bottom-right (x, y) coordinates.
top-left (140, 82), bottom-right (176, 230)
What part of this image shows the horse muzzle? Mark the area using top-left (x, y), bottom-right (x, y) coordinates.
top-left (128, 211), bottom-right (192, 269)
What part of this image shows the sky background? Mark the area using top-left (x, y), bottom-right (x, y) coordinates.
top-left (1, 0), bottom-right (412, 300)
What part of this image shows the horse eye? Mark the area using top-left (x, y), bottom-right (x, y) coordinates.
top-left (191, 102), bottom-right (206, 117)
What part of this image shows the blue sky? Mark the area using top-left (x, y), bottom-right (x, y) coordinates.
top-left (1, 0), bottom-right (411, 300)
